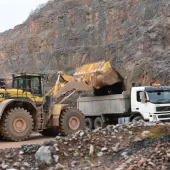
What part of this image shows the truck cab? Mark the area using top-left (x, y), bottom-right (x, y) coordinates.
top-left (131, 86), bottom-right (170, 122)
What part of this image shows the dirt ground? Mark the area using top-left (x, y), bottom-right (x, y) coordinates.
top-left (0, 133), bottom-right (55, 149)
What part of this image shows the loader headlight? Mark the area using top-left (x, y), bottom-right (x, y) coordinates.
top-left (0, 93), bottom-right (4, 98)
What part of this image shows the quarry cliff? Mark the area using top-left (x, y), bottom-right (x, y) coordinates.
top-left (0, 0), bottom-right (169, 89)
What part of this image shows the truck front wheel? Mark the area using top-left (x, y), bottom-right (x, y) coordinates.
top-left (0, 107), bottom-right (33, 141)
top-left (94, 117), bottom-right (105, 129)
top-left (85, 118), bottom-right (94, 130)
top-left (132, 116), bottom-right (143, 122)
top-left (59, 108), bottom-right (84, 135)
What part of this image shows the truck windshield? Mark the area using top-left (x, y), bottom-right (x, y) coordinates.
top-left (147, 91), bottom-right (170, 104)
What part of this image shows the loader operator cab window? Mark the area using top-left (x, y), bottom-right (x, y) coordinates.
top-left (13, 76), bottom-right (42, 97)
top-left (13, 78), bottom-right (26, 90)
top-left (31, 77), bottom-right (41, 96)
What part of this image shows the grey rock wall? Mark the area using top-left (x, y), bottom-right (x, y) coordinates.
top-left (0, 0), bottom-right (169, 89)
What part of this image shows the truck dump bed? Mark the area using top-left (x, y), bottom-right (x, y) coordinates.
top-left (77, 93), bottom-right (130, 116)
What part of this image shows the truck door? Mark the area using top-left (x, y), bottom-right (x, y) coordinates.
top-left (135, 91), bottom-right (150, 120)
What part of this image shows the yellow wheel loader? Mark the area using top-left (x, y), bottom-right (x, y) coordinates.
top-left (0, 61), bottom-right (120, 141)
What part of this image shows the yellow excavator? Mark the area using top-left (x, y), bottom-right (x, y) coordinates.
top-left (0, 61), bottom-right (120, 141)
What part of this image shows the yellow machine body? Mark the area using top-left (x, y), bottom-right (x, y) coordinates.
top-left (0, 88), bottom-right (43, 103)
top-left (0, 61), bottom-right (120, 106)
top-left (0, 73), bottom-right (44, 104)
top-left (0, 61), bottom-right (121, 142)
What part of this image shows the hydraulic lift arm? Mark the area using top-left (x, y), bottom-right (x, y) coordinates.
top-left (48, 61), bottom-right (121, 104)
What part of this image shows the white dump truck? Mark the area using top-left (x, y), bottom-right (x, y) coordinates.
top-left (77, 85), bottom-right (170, 129)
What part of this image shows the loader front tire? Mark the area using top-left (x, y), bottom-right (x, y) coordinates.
top-left (59, 108), bottom-right (84, 135)
top-left (1, 108), bottom-right (33, 141)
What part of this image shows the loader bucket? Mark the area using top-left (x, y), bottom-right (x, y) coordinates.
top-left (74, 61), bottom-right (121, 89)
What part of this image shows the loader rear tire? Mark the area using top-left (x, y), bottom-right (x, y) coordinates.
top-left (0, 107), bottom-right (33, 141)
top-left (40, 128), bottom-right (59, 137)
top-left (59, 108), bottom-right (84, 135)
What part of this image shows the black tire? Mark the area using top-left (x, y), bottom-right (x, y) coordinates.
top-left (132, 116), bottom-right (143, 122)
top-left (94, 117), bottom-right (105, 129)
top-left (0, 107), bottom-right (33, 141)
top-left (40, 128), bottom-right (59, 137)
top-left (85, 117), bottom-right (94, 130)
top-left (59, 108), bottom-right (84, 135)
top-left (0, 133), bottom-right (3, 140)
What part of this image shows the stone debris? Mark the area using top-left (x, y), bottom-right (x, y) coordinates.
top-left (53, 155), bottom-right (59, 164)
top-left (89, 145), bottom-right (94, 156)
top-left (55, 163), bottom-right (64, 170)
top-left (101, 147), bottom-right (107, 152)
top-left (112, 143), bottom-right (120, 152)
top-left (133, 137), bottom-right (143, 142)
top-left (97, 152), bottom-right (103, 157)
top-left (0, 121), bottom-right (170, 169)
top-left (35, 146), bottom-right (53, 165)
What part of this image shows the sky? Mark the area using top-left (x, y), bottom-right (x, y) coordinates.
top-left (0, 0), bottom-right (48, 33)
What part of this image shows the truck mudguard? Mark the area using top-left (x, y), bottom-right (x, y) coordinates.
top-left (130, 112), bottom-right (145, 121)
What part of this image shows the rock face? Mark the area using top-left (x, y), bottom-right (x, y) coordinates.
top-left (0, 0), bottom-right (169, 89)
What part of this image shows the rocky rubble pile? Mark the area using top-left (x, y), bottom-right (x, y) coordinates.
top-left (1, 121), bottom-right (170, 170)
top-left (115, 136), bottom-right (170, 170)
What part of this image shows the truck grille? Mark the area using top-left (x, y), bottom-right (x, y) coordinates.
top-left (156, 106), bottom-right (170, 112)
top-left (162, 120), bottom-right (170, 123)
top-left (158, 114), bottom-right (170, 119)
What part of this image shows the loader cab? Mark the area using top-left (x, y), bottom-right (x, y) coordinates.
top-left (12, 74), bottom-right (44, 97)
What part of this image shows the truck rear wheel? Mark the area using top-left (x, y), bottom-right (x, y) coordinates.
top-left (0, 107), bottom-right (33, 141)
top-left (59, 108), bottom-right (84, 135)
top-left (94, 117), bottom-right (105, 129)
top-left (85, 118), bottom-right (94, 130)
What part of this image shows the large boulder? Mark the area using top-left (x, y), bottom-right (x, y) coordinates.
top-left (35, 146), bottom-right (53, 165)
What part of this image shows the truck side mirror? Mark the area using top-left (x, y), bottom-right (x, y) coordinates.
top-left (140, 92), bottom-right (147, 103)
